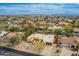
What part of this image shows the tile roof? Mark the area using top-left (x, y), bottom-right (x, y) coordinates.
top-left (6, 32), bottom-right (16, 38)
top-left (60, 37), bottom-right (76, 45)
top-left (74, 28), bottom-right (79, 32)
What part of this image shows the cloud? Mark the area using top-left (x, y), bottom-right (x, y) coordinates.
top-left (0, 3), bottom-right (79, 15)
top-left (0, 4), bottom-right (63, 10)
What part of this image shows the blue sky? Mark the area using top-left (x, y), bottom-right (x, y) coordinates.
top-left (0, 3), bottom-right (79, 16)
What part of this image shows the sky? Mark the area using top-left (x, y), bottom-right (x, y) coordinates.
top-left (0, 3), bottom-right (79, 16)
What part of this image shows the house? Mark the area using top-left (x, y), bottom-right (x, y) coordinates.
top-left (0, 31), bottom-right (8, 39)
top-left (73, 28), bottom-right (79, 37)
top-left (6, 32), bottom-right (16, 38)
top-left (0, 31), bottom-right (17, 40)
top-left (27, 33), bottom-right (55, 45)
top-left (48, 25), bottom-right (63, 31)
top-left (59, 37), bottom-right (78, 49)
top-left (58, 20), bottom-right (70, 27)
top-left (47, 23), bottom-right (55, 27)
top-left (67, 19), bottom-right (73, 23)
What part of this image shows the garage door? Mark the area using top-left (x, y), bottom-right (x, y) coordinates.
top-left (60, 45), bottom-right (70, 48)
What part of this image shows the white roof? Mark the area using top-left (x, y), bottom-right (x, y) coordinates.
top-left (27, 34), bottom-right (54, 43)
top-left (42, 34), bottom-right (54, 43)
top-left (48, 26), bottom-right (62, 29)
top-left (0, 31), bottom-right (8, 37)
top-left (27, 34), bottom-right (43, 40)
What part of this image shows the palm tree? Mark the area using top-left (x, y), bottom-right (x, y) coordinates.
top-left (33, 38), bottom-right (45, 54)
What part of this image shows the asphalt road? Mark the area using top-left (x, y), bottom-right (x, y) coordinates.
top-left (0, 46), bottom-right (40, 56)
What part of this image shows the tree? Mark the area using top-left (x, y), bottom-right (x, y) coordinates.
top-left (54, 29), bottom-right (64, 35)
top-left (24, 25), bottom-right (37, 38)
top-left (63, 24), bottom-right (73, 37)
top-left (53, 29), bottom-right (63, 47)
top-left (32, 38), bottom-right (45, 54)
top-left (75, 41), bottom-right (79, 55)
top-left (55, 48), bottom-right (61, 56)
top-left (71, 53), bottom-right (77, 56)
top-left (74, 23), bottom-right (79, 28)
top-left (72, 40), bottom-right (79, 56)
top-left (56, 49), bottom-right (60, 53)
top-left (9, 27), bottom-right (18, 32)
top-left (9, 35), bottom-right (22, 45)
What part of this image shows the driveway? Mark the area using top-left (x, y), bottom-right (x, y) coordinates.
top-left (60, 47), bottom-right (73, 56)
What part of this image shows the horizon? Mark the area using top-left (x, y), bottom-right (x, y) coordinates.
top-left (0, 3), bottom-right (79, 16)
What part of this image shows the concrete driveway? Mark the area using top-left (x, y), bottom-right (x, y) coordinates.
top-left (60, 47), bottom-right (73, 56)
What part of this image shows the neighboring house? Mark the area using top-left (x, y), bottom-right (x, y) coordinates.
top-left (48, 25), bottom-right (63, 30)
top-left (73, 28), bottom-right (79, 37)
top-left (74, 19), bottom-right (79, 23)
top-left (67, 19), bottom-right (73, 23)
top-left (58, 21), bottom-right (70, 27)
top-left (0, 31), bottom-right (16, 40)
top-left (6, 32), bottom-right (16, 38)
top-left (39, 26), bottom-right (45, 29)
top-left (27, 20), bottom-right (33, 24)
top-left (0, 31), bottom-right (8, 39)
top-left (47, 23), bottom-right (55, 27)
top-left (59, 37), bottom-right (78, 49)
top-left (27, 33), bottom-right (55, 44)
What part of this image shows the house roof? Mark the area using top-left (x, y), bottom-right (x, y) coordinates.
top-left (6, 32), bottom-right (16, 38)
top-left (43, 34), bottom-right (54, 43)
top-left (58, 21), bottom-right (69, 25)
top-left (73, 36), bottom-right (79, 42)
top-left (73, 28), bottom-right (79, 32)
top-left (60, 37), bottom-right (76, 45)
top-left (48, 26), bottom-right (62, 30)
top-left (27, 33), bottom-right (55, 43)
top-left (0, 31), bottom-right (8, 37)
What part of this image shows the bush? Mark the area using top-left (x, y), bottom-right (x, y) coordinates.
top-left (56, 49), bottom-right (60, 53)
top-left (71, 53), bottom-right (75, 56)
top-left (24, 25), bottom-right (37, 38)
top-left (9, 36), bottom-right (22, 45)
top-left (71, 53), bottom-right (78, 56)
